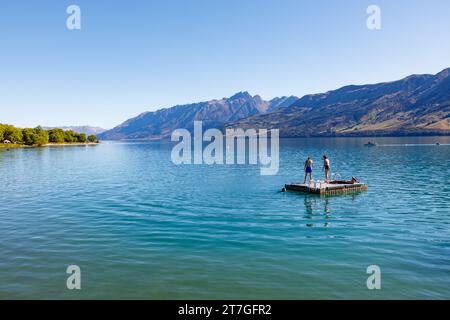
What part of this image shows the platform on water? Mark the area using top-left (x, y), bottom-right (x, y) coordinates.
top-left (284, 180), bottom-right (368, 195)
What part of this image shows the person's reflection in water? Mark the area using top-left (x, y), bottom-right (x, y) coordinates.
top-left (324, 197), bottom-right (331, 215)
top-left (323, 197), bottom-right (331, 227)
top-left (303, 192), bottom-right (364, 228)
top-left (304, 195), bottom-right (332, 228)
top-left (304, 196), bottom-right (315, 228)
top-left (304, 196), bottom-right (314, 215)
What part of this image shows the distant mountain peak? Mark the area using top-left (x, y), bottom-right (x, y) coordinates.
top-left (99, 91), bottom-right (282, 140)
top-left (228, 91), bottom-right (252, 101)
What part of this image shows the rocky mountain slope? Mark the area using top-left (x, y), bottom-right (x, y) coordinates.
top-left (99, 93), bottom-right (297, 140)
top-left (229, 68), bottom-right (450, 136)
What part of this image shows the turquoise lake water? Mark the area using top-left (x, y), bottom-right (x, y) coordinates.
top-left (1, 137), bottom-right (449, 299)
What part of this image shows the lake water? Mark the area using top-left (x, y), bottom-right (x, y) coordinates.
top-left (1, 137), bottom-right (449, 299)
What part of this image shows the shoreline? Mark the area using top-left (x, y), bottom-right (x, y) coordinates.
top-left (99, 134), bottom-right (450, 142)
top-left (43, 142), bottom-right (100, 147)
top-left (0, 142), bottom-right (100, 149)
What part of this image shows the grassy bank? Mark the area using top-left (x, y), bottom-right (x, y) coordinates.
top-left (0, 143), bottom-right (27, 149)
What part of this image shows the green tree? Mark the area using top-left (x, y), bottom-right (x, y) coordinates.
top-left (4, 125), bottom-right (23, 143)
top-left (87, 134), bottom-right (97, 143)
top-left (33, 126), bottom-right (49, 146)
top-left (64, 130), bottom-right (77, 143)
top-left (48, 128), bottom-right (65, 143)
top-left (1, 124), bottom-right (93, 146)
top-left (22, 128), bottom-right (37, 145)
top-left (77, 133), bottom-right (87, 143)
top-left (0, 124), bottom-right (6, 141)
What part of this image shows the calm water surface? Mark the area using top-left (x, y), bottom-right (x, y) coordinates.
top-left (1, 137), bottom-right (449, 299)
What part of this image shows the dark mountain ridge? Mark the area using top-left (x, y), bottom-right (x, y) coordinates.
top-left (229, 68), bottom-right (450, 137)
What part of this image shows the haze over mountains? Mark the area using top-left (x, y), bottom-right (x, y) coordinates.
top-left (99, 67), bottom-right (450, 140)
top-left (43, 126), bottom-right (106, 136)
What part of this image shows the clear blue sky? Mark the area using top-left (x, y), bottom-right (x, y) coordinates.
top-left (1, 0), bottom-right (449, 129)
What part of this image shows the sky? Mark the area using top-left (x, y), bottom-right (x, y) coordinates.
top-left (1, 0), bottom-right (449, 129)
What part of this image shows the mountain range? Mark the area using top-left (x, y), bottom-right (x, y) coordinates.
top-left (99, 67), bottom-right (450, 140)
top-left (99, 93), bottom-right (298, 140)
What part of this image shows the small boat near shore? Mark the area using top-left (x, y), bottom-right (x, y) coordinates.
top-left (364, 141), bottom-right (377, 147)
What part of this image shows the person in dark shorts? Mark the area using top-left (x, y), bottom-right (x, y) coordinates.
top-left (323, 155), bottom-right (330, 182)
top-left (304, 157), bottom-right (313, 183)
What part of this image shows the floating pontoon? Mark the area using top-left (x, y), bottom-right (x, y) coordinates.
top-left (283, 180), bottom-right (368, 195)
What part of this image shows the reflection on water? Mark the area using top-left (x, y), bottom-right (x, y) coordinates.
top-left (304, 195), bottom-right (328, 228)
top-left (303, 193), bottom-right (361, 228)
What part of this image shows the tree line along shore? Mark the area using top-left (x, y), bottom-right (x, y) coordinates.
top-left (0, 124), bottom-right (98, 148)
